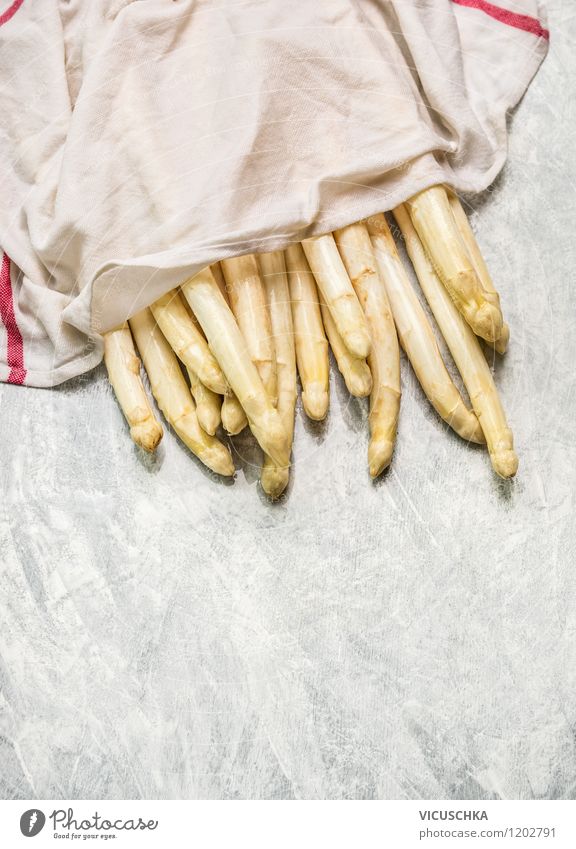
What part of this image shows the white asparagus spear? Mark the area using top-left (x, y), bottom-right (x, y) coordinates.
top-left (405, 185), bottom-right (503, 344)
top-left (104, 324), bottom-right (163, 452)
top-left (320, 301), bottom-right (372, 398)
top-left (220, 255), bottom-right (278, 406)
top-left (393, 205), bottom-right (518, 478)
top-left (180, 268), bottom-right (290, 466)
top-left (186, 367), bottom-right (221, 436)
top-left (178, 265), bottom-right (246, 433)
top-left (150, 290), bottom-right (228, 395)
top-left (446, 191), bottom-right (510, 355)
top-left (284, 243), bottom-right (329, 421)
top-left (367, 214), bottom-right (485, 445)
top-left (334, 223), bottom-right (401, 476)
top-left (258, 251), bottom-right (297, 499)
top-left (209, 263), bottom-right (248, 435)
top-left (302, 234), bottom-right (371, 359)
top-left (129, 308), bottom-right (234, 475)
top-left (167, 283), bottom-right (223, 435)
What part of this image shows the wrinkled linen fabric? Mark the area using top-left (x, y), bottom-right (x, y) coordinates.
top-left (0, 0), bottom-right (548, 386)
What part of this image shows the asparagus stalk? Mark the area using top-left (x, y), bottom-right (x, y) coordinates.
top-left (334, 223), bottom-right (401, 476)
top-left (258, 251), bottom-right (297, 499)
top-left (150, 290), bottom-right (228, 394)
top-left (284, 243), bottom-right (329, 421)
top-left (129, 309), bottom-right (234, 475)
top-left (221, 253), bottom-right (284, 494)
top-left (168, 271), bottom-right (222, 435)
top-left (320, 301), bottom-right (372, 397)
top-left (393, 204), bottom-right (518, 478)
top-left (186, 367), bottom-right (221, 436)
top-left (446, 191), bottom-right (510, 355)
top-left (210, 261), bottom-right (228, 298)
top-left (367, 214), bottom-right (485, 445)
top-left (180, 272), bottom-right (228, 436)
top-left (104, 324), bottom-right (163, 452)
top-left (220, 255), bottom-right (278, 406)
top-left (210, 263), bottom-right (248, 435)
top-left (180, 268), bottom-right (290, 467)
top-left (302, 234), bottom-right (371, 359)
top-left (405, 186), bottom-right (503, 344)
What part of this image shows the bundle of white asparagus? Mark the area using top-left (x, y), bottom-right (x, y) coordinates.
top-left (104, 186), bottom-right (518, 497)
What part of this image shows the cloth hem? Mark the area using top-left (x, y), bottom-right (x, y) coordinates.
top-left (0, 348), bottom-right (103, 388)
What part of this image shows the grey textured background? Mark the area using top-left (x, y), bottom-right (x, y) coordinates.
top-left (1, 1), bottom-right (575, 801)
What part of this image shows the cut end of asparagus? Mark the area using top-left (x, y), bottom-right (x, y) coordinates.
top-left (129, 420), bottom-right (163, 452)
top-left (302, 381), bottom-right (329, 421)
top-left (368, 437), bottom-right (394, 478)
top-left (343, 327), bottom-right (371, 359)
top-left (261, 463), bottom-right (290, 500)
top-left (491, 447), bottom-right (519, 479)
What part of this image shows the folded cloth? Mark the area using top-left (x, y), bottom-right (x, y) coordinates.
top-left (0, 0), bottom-right (548, 387)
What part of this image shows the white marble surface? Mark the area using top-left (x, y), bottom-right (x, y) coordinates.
top-left (1, 1), bottom-right (575, 801)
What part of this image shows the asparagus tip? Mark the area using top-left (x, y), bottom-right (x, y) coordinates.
top-left (223, 422), bottom-right (247, 436)
top-left (203, 373), bottom-right (229, 396)
top-left (302, 382), bottom-right (329, 421)
top-left (222, 419), bottom-right (247, 436)
top-left (250, 415), bottom-right (291, 468)
top-left (368, 437), bottom-right (394, 478)
top-left (208, 447), bottom-right (236, 477)
top-left (196, 411), bottom-right (219, 436)
top-left (221, 397), bottom-right (248, 435)
top-left (130, 421), bottom-right (163, 452)
top-left (342, 328), bottom-right (371, 359)
top-left (469, 300), bottom-right (503, 345)
top-left (494, 323), bottom-right (510, 355)
top-left (464, 420), bottom-right (486, 445)
top-left (344, 366), bottom-right (373, 398)
top-left (491, 449), bottom-right (519, 479)
top-left (261, 464), bottom-right (290, 499)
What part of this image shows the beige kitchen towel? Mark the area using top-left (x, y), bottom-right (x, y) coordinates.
top-left (0, 0), bottom-right (548, 386)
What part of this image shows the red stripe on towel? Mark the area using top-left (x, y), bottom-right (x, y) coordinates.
top-left (0, 0), bottom-right (25, 28)
top-left (0, 253), bottom-right (26, 385)
top-left (452, 0), bottom-right (550, 40)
